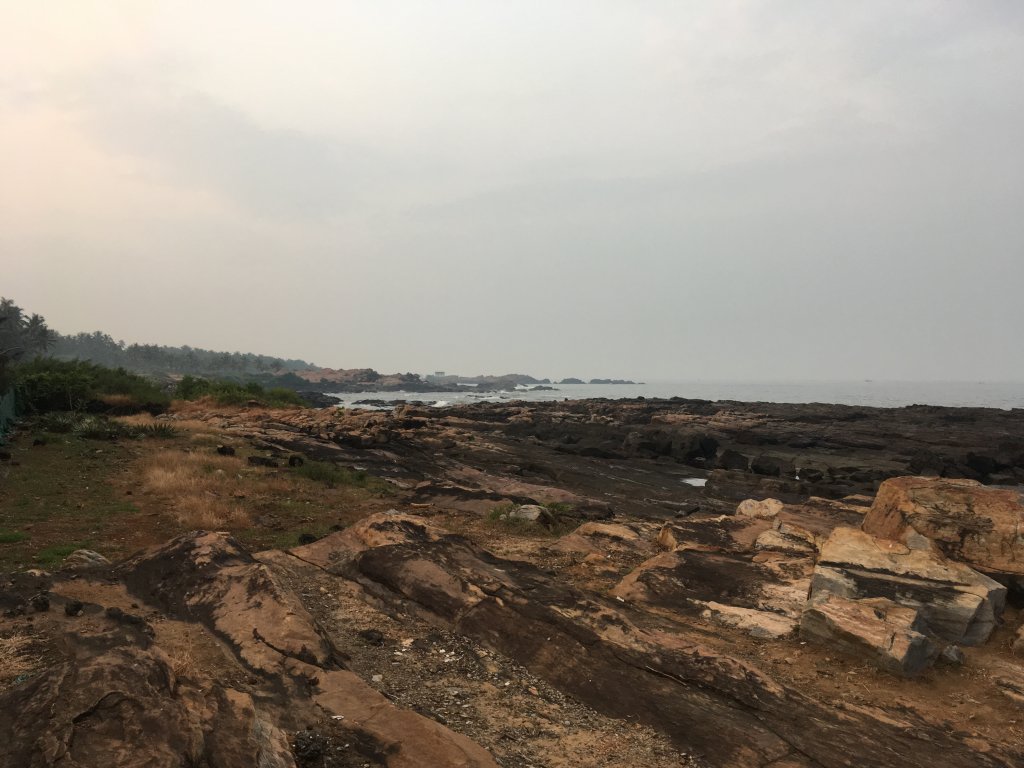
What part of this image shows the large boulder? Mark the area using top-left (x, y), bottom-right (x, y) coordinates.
top-left (809, 527), bottom-right (1006, 645)
top-left (862, 476), bottom-right (1024, 577)
top-left (801, 595), bottom-right (939, 677)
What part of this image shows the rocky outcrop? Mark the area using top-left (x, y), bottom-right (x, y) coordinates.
top-left (0, 636), bottom-right (295, 768)
top-left (808, 527), bottom-right (1006, 646)
top-left (121, 531), bottom-right (499, 768)
top-left (862, 477), bottom-right (1024, 577)
top-left (291, 512), bottom-right (1020, 768)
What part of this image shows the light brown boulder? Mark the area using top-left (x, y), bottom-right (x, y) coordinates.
top-left (810, 527), bottom-right (1006, 645)
top-left (60, 549), bottom-right (111, 570)
top-left (801, 595), bottom-right (939, 676)
top-left (737, 498), bottom-right (784, 520)
top-left (863, 476), bottom-right (1024, 576)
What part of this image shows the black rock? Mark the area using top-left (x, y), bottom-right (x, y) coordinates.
top-left (358, 629), bottom-right (386, 646)
top-left (288, 455), bottom-right (305, 467)
top-left (216, 445), bottom-right (236, 456)
top-left (717, 449), bottom-right (750, 471)
top-left (64, 599), bottom-right (84, 617)
top-left (292, 730), bottom-right (328, 764)
top-left (29, 593), bottom-right (49, 613)
top-left (297, 532), bottom-right (319, 545)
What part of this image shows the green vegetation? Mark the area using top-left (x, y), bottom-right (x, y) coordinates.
top-left (34, 412), bottom-right (177, 441)
top-left (35, 542), bottom-right (93, 566)
top-left (0, 531), bottom-right (28, 544)
top-left (14, 358), bottom-right (169, 413)
top-left (485, 501), bottom-right (578, 535)
top-left (175, 376), bottom-right (305, 407)
top-left (292, 459), bottom-right (393, 495)
top-left (1, 297), bottom-right (57, 389)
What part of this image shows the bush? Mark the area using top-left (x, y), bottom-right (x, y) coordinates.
top-left (14, 358), bottom-right (169, 413)
top-left (34, 412), bottom-right (178, 441)
top-left (175, 376), bottom-right (304, 408)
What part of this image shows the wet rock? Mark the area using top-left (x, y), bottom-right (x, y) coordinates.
top-left (800, 595), bottom-right (940, 677)
top-left (862, 476), bottom-right (1024, 577)
top-left (809, 527), bottom-right (1006, 645)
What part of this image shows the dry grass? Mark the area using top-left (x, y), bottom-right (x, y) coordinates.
top-left (0, 631), bottom-right (40, 687)
top-left (141, 450), bottom-right (255, 529)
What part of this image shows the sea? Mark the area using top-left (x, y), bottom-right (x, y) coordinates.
top-left (328, 380), bottom-right (1024, 411)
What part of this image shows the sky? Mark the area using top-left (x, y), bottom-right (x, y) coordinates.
top-left (3, 1), bottom-right (1023, 381)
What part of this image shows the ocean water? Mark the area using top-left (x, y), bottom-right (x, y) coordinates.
top-left (328, 380), bottom-right (1024, 411)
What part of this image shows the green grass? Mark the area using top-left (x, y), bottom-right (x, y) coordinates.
top-left (292, 460), bottom-right (393, 495)
top-left (35, 541), bottom-right (93, 566)
top-left (0, 428), bottom-right (140, 570)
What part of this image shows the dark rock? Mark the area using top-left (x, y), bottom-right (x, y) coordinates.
top-left (292, 730), bottom-right (328, 764)
top-left (216, 444), bottom-right (236, 456)
top-left (751, 454), bottom-right (795, 478)
top-left (29, 593), bottom-right (49, 612)
top-left (297, 532), bottom-right (319, 545)
top-left (288, 454), bottom-right (305, 467)
top-left (717, 449), bottom-right (750, 471)
top-left (358, 629), bottom-right (386, 646)
top-left (64, 599), bottom-right (84, 617)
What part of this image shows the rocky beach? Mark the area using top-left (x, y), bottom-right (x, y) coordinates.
top-left (2, 397), bottom-right (1023, 767)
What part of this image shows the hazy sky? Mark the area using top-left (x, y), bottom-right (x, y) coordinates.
top-left (4, 2), bottom-right (1023, 381)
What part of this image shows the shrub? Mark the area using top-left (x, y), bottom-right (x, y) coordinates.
top-left (175, 376), bottom-right (304, 408)
top-left (14, 358), bottom-right (168, 413)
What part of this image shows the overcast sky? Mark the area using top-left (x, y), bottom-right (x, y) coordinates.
top-left (3, 2), bottom-right (1023, 381)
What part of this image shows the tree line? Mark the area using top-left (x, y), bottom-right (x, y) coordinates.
top-left (1, 298), bottom-right (318, 383)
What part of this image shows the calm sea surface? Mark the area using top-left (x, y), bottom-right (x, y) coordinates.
top-left (329, 380), bottom-right (1024, 411)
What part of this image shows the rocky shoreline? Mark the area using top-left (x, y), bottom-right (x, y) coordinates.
top-left (1, 397), bottom-right (1022, 767)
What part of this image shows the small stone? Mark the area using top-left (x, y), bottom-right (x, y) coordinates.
top-left (29, 593), bottom-right (50, 612)
top-left (940, 645), bottom-right (966, 666)
top-left (64, 599), bottom-right (84, 617)
top-left (371, 674), bottom-right (383, 683)
top-left (358, 629), bottom-right (386, 646)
